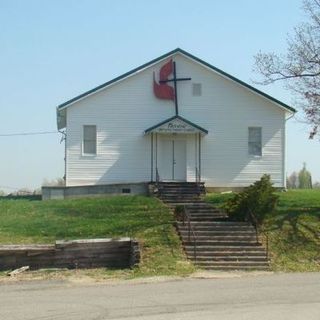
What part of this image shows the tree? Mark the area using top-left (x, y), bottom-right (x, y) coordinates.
top-left (287, 171), bottom-right (298, 189)
top-left (254, 0), bottom-right (320, 138)
top-left (298, 162), bottom-right (313, 188)
top-left (42, 177), bottom-right (65, 187)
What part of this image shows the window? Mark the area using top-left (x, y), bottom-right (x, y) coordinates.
top-left (192, 83), bottom-right (202, 96)
top-left (83, 125), bottom-right (97, 155)
top-left (248, 127), bottom-right (262, 156)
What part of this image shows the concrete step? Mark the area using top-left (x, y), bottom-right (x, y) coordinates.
top-left (184, 245), bottom-right (266, 252)
top-left (158, 183), bottom-right (204, 187)
top-left (167, 201), bottom-right (208, 206)
top-left (187, 217), bottom-right (230, 222)
top-left (181, 236), bottom-right (257, 242)
top-left (183, 240), bottom-right (259, 246)
top-left (161, 197), bottom-right (201, 202)
top-left (188, 255), bottom-right (268, 262)
top-left (179, 230), bottom-right (257, 236)
top-left (195, 260), bottom-right (269, 266)
top-left (186, 203), bottom-right (214, 207)
top-left (188, 214), bottom-right (228, 219)
top-left (160, 197), bottom-right (202, 205)
top-left (178, 225), bottom-right (255, 232)
top-left (158, 187), bottom-right (204, 191)
top-left (177, 221), bottom-right (252, 227)
top-left (196, 265), bottom-right (270, 270)
top-left (188, 209), bottom-right (224, 214)
top-left (185, 250), bottom-right (267, 257)
top-left (187, 208), bottom-right (218, 211)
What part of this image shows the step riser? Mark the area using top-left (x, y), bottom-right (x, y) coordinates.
top-left (180, 232), bottom-right (256, 237)
top-left (163, 199), bottom-right (203, 202)
top-left (183, 211), bottom-right (221, 214)
top-left (183, 241), bottom-right (259, 246)
top-left (177, 222), bottom-right (252, 226)
top-left (178, 227), bottom-right (255, 232)
top-left (186, 218), bottom-right (230, 222)
top-left (181, 235), bottom-right (257, 239)
top-left (159, 189), bottom-right (205, 192)
top-left (197, 266), bottom-right (270, 270)
top-left (184, 246), bottom-right (266, 251)
top-left (195, 262), bottom-right (269, 267)
top-left (160, 190), bottom-right (204, 193)
top-left (187, 210), bottom-right (222, 214)
top-left (185, 251), bottom-right (267, 257)
top-left (188, 257), bottom-right (268, 262)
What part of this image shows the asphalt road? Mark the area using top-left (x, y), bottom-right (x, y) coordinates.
top-left (0, 273), bottom-right (319, 320)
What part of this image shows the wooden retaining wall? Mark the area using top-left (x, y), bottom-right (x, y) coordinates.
top-left (0, 238), bottom-right (140, 271)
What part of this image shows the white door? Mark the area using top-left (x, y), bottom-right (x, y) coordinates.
top-left (160, 139), bottom-right (186, 181)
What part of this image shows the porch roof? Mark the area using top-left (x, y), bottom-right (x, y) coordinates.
top-left (144, 115), bottom-right (208, 135)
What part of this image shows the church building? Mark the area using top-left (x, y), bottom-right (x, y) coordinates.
top-left (55, 48), bottom-right (295, 196)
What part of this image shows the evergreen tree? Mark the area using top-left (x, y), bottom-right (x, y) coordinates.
top-left (298, 163), bottom-right (313, 189)
top-left (287, 172), bottom-right (298, 189)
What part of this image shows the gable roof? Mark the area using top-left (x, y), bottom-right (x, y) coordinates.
top-left (144, 115), bottom-right (208, 135)
top-left (57, 48), bottom-right (296, 114)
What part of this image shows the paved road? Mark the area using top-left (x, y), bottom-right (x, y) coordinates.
top-left (0, 273), bottom-right (319, 319)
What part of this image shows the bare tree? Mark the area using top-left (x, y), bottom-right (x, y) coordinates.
top-left (254, 0), bottom-right (320, 138)
top-left (42, 177), bottom-right (65, 187)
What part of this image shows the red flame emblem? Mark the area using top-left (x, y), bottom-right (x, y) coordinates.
top-left (153, 59), bottom-right (175, 100)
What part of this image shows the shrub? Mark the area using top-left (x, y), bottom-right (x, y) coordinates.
top-left (224, 175), bottom-right (278, 225)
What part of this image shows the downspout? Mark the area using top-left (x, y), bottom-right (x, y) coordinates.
top-left (58, 129), bottom-right (67, 186)
top-left (284, 112), bottom-right (295, 189)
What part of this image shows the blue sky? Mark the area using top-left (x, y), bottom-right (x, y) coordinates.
top-left (0, 0), bottom-right (319, 192)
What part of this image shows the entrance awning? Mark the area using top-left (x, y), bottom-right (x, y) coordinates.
top-left (144, 115), bottom-right (208, 135)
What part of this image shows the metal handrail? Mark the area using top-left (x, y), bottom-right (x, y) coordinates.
top-left (247, 210), bottom-right (269, 261)
top-left (156, 168), bottom-right (161, 196)
top-left (182, 205), bottom-right (197, 263)
top-left (195, 167), bottom-right (201, 196)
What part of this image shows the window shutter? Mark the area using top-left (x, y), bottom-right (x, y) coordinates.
top-left (192, 83), bottom-right (202, 96)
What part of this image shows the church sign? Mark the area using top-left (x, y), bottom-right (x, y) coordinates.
top-left (154, 118), bottom-right (198, 134)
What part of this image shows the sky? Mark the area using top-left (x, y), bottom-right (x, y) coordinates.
top-left (0, 0), bottom-right (319, 192)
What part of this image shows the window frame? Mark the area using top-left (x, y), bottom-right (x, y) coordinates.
top-left (248, 127), bottom-right (262, 157)
top-left (82, 125), bottom-right (97, 156)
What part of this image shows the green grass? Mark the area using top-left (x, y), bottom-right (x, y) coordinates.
top-left (0, 196), bottom-right (195, 278)
top-left (206, 189), bottom-right (320, 272)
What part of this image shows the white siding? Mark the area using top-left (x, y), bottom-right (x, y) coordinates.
top-left (65, 53), bottom-right (286, 188)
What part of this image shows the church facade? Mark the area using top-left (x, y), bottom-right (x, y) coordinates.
top-left (56, 48), bottom-right (295, 190)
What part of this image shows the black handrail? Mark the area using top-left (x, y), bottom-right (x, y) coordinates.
top-left (182, 205), bottom-right (197, 263)
top-left (247, 210), bottom-right (269, 261)
top-left (195, 167), bottom-right (201, 196)
top-left (156, 168), bottom-right (161, 196)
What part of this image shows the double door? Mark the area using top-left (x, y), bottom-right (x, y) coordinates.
top-left (160, 138), bottom-right (186, 181)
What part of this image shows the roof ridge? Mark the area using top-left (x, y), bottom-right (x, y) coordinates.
top-left (57, 48), bottom-right (296, 114)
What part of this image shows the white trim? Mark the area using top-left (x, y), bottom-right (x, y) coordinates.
top-left (82, 125), bottom-right (97, 156)
top-left (178, 52), bottom-right (294, 115)
top-left (57, 56), bottom-right (172, 111)
top-left (57, 51), bottom-right (294, 115)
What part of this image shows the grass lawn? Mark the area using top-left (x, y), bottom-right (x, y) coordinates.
top-left (0, 196), bottom-right (194, 279)
top-left (206, 189), bottom-right (320, 272)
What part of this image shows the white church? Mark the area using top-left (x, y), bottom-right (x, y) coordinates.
top-left (50, 48), bottom-right (295, 198)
